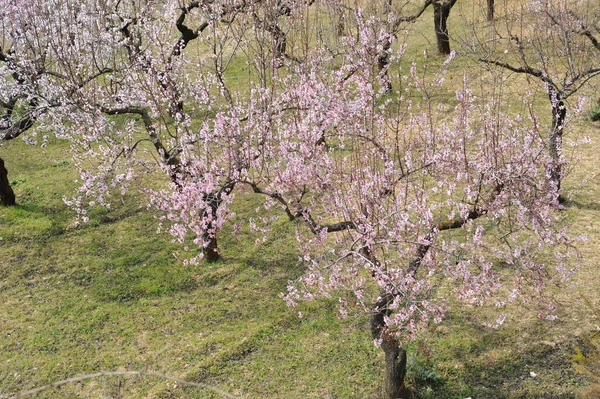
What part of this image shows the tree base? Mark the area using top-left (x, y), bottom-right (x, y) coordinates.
top-left (0, 156), bottom-right (16, 206)
top-left (203, 236), bottom-right (220, 263)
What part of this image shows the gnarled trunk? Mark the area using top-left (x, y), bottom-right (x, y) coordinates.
top-left (201, 191), bottom-right (223, 263)
top-left (0, 156), bottom-right (16, 206)
top-left (371, 293), bottom-right (408, 399)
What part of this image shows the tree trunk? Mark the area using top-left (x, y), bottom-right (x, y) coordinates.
top-left (0, 156), bottom-right (16, 206)
top-left (377, 0), bottom-right (395, 93)
top-left (266, 2), bottom-right (291, 68)
top-left (270, 23), bottom-right (287, 68)
top-left (382, 338), bottom-right (408, 399)
top-left (548, 91), bottom-right (566, 198)
top-left (371, 293), bottom-right (409, 399)
top-left (203, 233), bottom-right (220, 262)
top-left (433, 1), bottom-right (455, 55)
top-left (487, 0), bottom-right (494, 21)
top-left (377, 41), bottom-right (393, 93)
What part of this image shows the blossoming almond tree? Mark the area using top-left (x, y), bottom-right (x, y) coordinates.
top-left (1, 1), bottom-right (581, 397)
top-left (47, 4), bottom-right (575, 396)
top-left (1, 0), bottom-right (300, 261)
top-left (475, 0), bottom-right (600, 197)
top-left (0, 0), bottom-right (65, 205)
top-left (242, 19), bottom-right (578, 397)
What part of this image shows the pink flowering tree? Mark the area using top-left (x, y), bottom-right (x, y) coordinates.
top-left (0, 0), bottom-right (65, 205)
top-left (242, 18), bottom-right (578, 397)
top-left (0, 2), bottom-right (581, 397)
top-left (0, 0), bottom-right (307, 261)
top-left (476, 0), bottom-right (600, 198)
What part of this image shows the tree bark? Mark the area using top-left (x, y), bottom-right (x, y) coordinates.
top-left (371, 293), bottom-right (408, 399)
top-left (0, 156), bottom-right (16, 206)
top-left (382, 337), bottom-right (408, 399)
top-left (548, 90), bottom-right (566, 197)
top-left (254, 0), bottom-right (292, 68)
top-left (203, 234), bottom-right (220, 262)
top-left (378, 42), bottom-right (393, 93)
top-left (433, 0), bottom-right (456, 55)
top-left (487, 0), bottom-right (494, 21)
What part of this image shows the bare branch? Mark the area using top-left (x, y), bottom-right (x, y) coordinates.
top-left (479, 57), bottom-right (546, 81)
top-left (244, 181), bottom-right (301, 221)
top-left (406, 183), bottom-right (505, 275)
top-left (303, 210), bottom-right (356, 234)
top-left (0, 114), bottom-right (37, 141)
top-left (101, 105), bottom-right (180, 173)
top-left (581, 29), bottom-right (600, 51)
top-left (390, 0), bottom-right (433, 32)
top-left (243, 179), bottom-right (355, 233)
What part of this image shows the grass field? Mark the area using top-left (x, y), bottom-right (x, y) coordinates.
top-left (2, 2), bottom-right (600, 399)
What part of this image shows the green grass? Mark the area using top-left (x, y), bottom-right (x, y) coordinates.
top-left (3, 119), bottom-right (596, 399)
top-left (2, 2), bottom-right (600, 398)
top-left (0, 139), bottom-right (383, 399)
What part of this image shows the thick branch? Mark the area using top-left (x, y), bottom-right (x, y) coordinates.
top-left (0, 47), bottom-right (8, 62)
top-left (390, 0), bottom-right (433, 32)
top-left (568, 9), bottom-right (600, 51)
top-left (478, 58), bottom-right (543, 79)
top-left (172, 2), bottom-right (209, 57)
top-left (303, 211), bottom-right (356, 234)
top-left (478, 57), bottom-right (557, 92)
top-left (582, 29), bottom-right (600, 51)
top-left (435, 209), bottom-right (485, 231)
top-left (0, 115), bottom-right (36, 141)
top-left (245, 181), bottom-right (300, 221)
top-left (244, 180), bottom-right (354, 232)
top-left (1, 96), bottom-right (40, 141)
top-left (101, 106), bottom-right (180, 173)
top-left (408, 199), bottom-right (498, 275)
top-left (117, 16), bottom-right (143, 64)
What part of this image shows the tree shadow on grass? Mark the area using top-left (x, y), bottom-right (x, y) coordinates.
top-left (411, 322), bottom-right (583, 399)
top-left (564, 199), bottom-right (600, 212)
top-left (222, 219), bottom-right (305, 282)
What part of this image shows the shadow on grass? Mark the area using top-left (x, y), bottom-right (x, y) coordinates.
top-left (564, 199), bottom-right (600, 211)
top-left (0, 200), bottom-right (146, 244)
top-left (224, 219), bottom-right (305, 280)
top-left (409, 322), bottom-right (583, 399)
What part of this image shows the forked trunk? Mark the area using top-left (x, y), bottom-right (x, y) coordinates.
top-left (0, 156), bottom-right (16, 206)
top-left (371, 293), bottom-right (409, 399)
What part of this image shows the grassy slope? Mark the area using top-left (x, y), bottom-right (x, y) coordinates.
top-left (2, 2), bottom-right (600, 399)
